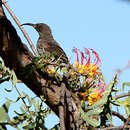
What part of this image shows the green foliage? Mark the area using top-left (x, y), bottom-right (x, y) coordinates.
top-left (80, 75), bottom-right (117, 127)
top-left (122, 82), bottom-right (130, 91)
top-left (0, 60), bottom-right (59, 130)
top-left (10, 70), bottom-right (17, 87)
top-left (0, 58), bottom-right (130, 129)
top-left (117, 97), bottom-right (130, 117)
top-left (0, 94), bottom-right (57, 129)
top-left (0, 101), bottom-right (10, 123)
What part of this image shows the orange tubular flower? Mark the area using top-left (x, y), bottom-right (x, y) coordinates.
top-left (80, 51), bottom-right (85, 65)
top-left (72, 47), bottom-right (106, 105)
top-left (90, 48), bottom-right (101, 67)
top-left (72, 47), bottom-right (79, 66)
top-left (85, 48), bottom-right (91, 66)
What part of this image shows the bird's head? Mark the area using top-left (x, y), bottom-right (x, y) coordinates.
top-left (21, 23), bottom-right (52, 38)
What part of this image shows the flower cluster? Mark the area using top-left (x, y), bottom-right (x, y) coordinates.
top-left (45, 46), bottom-right (105, 106)
top-left (72, 47), bottom-right (105, 105)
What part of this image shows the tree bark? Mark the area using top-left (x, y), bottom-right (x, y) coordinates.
top-left (0, 2), bottom-right (82, 129)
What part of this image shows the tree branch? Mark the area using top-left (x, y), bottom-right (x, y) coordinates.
top-left (112, 110), bottom-right (127, 122)
top-left (0, 2), bottom-right (82, 129)
top-left (101, 125), bottom-right (130, 130)
top-left (115, 92), bottom-right (130, 100)
top-left (124, 116), bottom-right (130, 129)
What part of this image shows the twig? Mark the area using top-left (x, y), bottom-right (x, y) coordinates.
top-left (115, 92), bottom-right (130, 100)
top-left (39, 58), bottom-right (89, 77)
top-left (112, 110), bottom-right (127, 122)
top-left (13, 84), bottom-right (34, 122)
top-left (2, 0), bottom-right (38, 56)
top-left (123, 116), bottom-right (130, 129)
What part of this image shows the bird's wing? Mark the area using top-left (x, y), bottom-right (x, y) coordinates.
top-left (37, 41), bottom-right (69, 64)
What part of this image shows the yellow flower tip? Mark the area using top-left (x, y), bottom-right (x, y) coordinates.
top-left (88, 72), bottom-right (94, 76)
top-left (89, 103), bottom-right (92, 105)
top-left (70, 71), bottom-right (75, 76)
top-left (79, 92), bottom-right (85, 96)
top-left (85, 63), bottom-right (91, 67)
top-left (47, 66), bottom-right (56, 74)
top-left (81, 65), bottom-right (85, 68)
top-left (79, 92), bottom-right (88, 101)
top-left (51, 67), bottom-right (56, 73)
top-left (88, 91), bottom-right (102, 105)
top-left (47, 68), bottom-right (51, 74)
top-left (88, 96), bottom-right (91, 100)
top-left (79, 69), bottom-right (84, 74)
top-left (73, 62), bottom-right (79, 68)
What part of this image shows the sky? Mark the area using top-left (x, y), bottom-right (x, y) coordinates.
top-left (0, 0), bottom-right (130, 129)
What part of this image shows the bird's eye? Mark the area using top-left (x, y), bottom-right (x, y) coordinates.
top-left (36, 24), bottom-right (42, 32)
top-left (36, 24), bottom-right (40, 29)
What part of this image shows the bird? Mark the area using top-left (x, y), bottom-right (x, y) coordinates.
top-left (21, 23), bottom-right (69, 64)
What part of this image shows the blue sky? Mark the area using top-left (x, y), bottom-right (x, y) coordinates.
top-left (0, 0), bottom-right (130, 129)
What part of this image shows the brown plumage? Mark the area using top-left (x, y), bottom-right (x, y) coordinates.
top-left (21, 23), bottom-right (69, 64)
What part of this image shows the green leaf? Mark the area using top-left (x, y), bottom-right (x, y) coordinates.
top-left (0, 101), bottom-right (10, 122)
top-left (80, 107), bottom-right (103, 127)
top-left (118, 97), bottom-right (130, 106)
top-left (80, 108), bottom-right (86, 119)
top-left (89, 75), bottom-right (117, 109)
top-left (86, 118), bottom-right (100, 127)
top-left (87, 76), bottom-right (117, 126)
top-left (4, 87), bottom-right (13, 92)
top-left (88, 97), bottom-right (106, 109)
top-left (20, 106), bottom-right (26, 113)
top-left (5, 98), bottom-right (20, 104)
top-left (30, 98), bottom-right (39, 112)
top-left (84, 108), bottom-right (103, 127)
top-left (26, 94), bottom-right (32, 108)
top-left (86, 107), bottom-right (104, 117)
top-left (22, 122), bottom-right (36, 129)
top-left (14, 110), bottom-right (26, 116)
top-left (106, 113), bottom-right (112, 125)
top-left (0, 60), bottom-right (5, 70)
top-left (60, 67), bottom-right (67, 73)
top-left (124, 105), bottom-right (130, 117)
top-left (37, 63), bottom-right (44, 69)
top-left (117, 97), bottom-right (130, 117)
top-left (11, 70), bottom-right (17, 86)
top-left (32, 56), bottom-right (42, 63)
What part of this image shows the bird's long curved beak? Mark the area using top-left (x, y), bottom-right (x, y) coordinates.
top-left (21, 23), bottom-right (36, 28)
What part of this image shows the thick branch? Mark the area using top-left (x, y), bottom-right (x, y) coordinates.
top-left (0, 2), bottom-right (82, 129)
